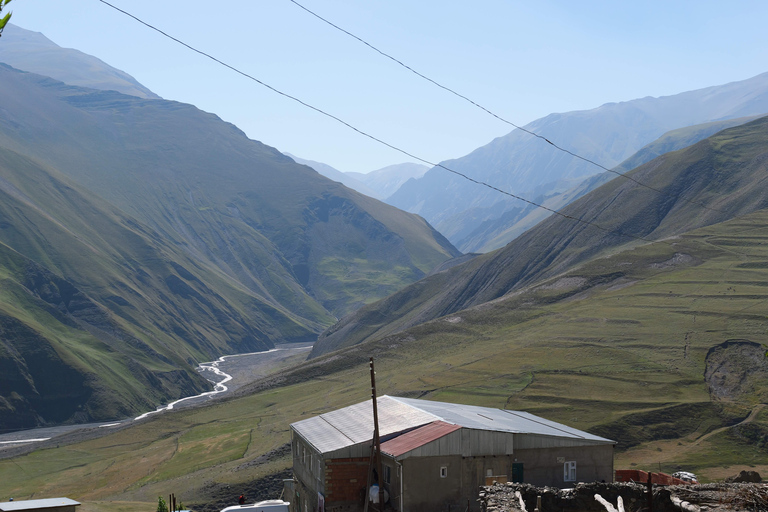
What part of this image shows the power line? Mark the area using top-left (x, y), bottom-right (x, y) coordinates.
top-left (95, 0), bottom-right (671, 248)
top-left (285, 0), bottom-right (725, 214)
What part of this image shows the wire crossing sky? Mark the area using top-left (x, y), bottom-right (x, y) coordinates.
top-left (8, 1), bottom-right (768, 173)
top-left (94, 0), bottom-right (673, 248)
top-left (283, 0), bottom-right (727, 214)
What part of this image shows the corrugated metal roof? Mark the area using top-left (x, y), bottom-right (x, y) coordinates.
top-left (291, 396), bottom-right (613, 456)
top-left (0, 498), bottom-right (80, 511)
top-left (390, 397), bottom-right (613, 443)
top-left (380, 421), bottom-right (461, 457)
top-left (292, 396), bottom-right (438, 454)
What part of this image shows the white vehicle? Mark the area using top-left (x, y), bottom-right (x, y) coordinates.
top-left (220, 500), bottom-right (290, 512)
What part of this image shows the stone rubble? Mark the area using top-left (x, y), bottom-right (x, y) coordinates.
top-left (478, 481), bottom-right (768, 512)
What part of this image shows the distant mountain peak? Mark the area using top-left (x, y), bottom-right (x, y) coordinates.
top-left (0, 23), bottom-right (160, 99)
top-left (388, 71), bottom-right (768, 253)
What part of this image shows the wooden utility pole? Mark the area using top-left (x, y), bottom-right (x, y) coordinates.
top-left (647, 472), bottom-right (653, 512)
top-left (370, 357), bottom-right (385, 511)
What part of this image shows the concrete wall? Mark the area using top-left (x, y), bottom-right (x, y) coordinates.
top-left (291, 428), bottom-right (613, 512)
top-left (512, 444), bottom-right (614, 487)
top-left (292, 432), bottom-right (324, 512)
top-left (397, 445), bottom-right (613, 512)
top-left (399, 454), bottom-right (517, 511)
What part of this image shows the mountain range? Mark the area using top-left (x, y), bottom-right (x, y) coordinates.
top-left (0, 24), bottom-right (159, 99)
top-left (314, 115), bottom-right (768, 356)
top-left (459, 114), bottom-right (765, 253)
top-left (388, 72), bottom-right (768, 253)
top-left (285, 153), bottom-right (428, 201)
top-left (1, 23), bottom-right (768, 507)
top-left (0, 27), bottom-right (459, 430)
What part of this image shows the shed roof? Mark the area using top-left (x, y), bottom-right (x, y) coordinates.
top-left (380, 421), bottom-right (461, 457)
top-left (390, 396), bottom-right (612, 442)
top-left (291, 396), bottom-right (613, 456)
top-left (291, 396), bottom-right (438, 454)
top-left (0, 498), bottom-right (80, 511)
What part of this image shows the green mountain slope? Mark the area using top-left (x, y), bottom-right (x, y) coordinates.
top-left (0, 64), bottom-right (459, 320)
top-left (3, 207), bottom-right (768, 508)
top-left (0, 144), bottom-right (321, 430)
top-left (0, 64), bottom-right (458, 429)
top-left (390, 71), bottom-right (768, 253)
top-left (313, 116), bottom-right (768, 356)
top-left (460, 115), bottom-right (764, 253)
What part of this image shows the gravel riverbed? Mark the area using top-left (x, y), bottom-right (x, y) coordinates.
top-left (0, 343), bottom-right (312, 457)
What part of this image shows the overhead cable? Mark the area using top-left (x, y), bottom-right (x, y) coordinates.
top-left (285, 0), bottom-right (723, 214)
top-left (96, 0), bottom-right (673, 247)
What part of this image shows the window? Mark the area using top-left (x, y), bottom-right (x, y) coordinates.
top-left (486, 469), bottom-right (493, 477)
top-left (564, 461), bottom-right (577, 482)
top-left (440, 466), bottom-right (448, 478)
top-left (384, 465), bottom-right (392, 485)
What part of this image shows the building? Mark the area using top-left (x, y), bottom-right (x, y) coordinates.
top-left (0, 498), bottom-right (80, 512)
top-left (288, 396), bottom-right (615, 512)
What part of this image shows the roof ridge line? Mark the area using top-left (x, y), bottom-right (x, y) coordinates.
top-left (500, 409), bottom-right (589, 439)
top-left (318, 414), bottom-right (358, 445)
top-left (387, 395), bottom-right (445, 422)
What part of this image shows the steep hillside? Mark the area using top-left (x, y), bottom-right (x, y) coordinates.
top-left (0, 63), bottom-right (459, 429)
top-left (3, 207), bottom-right (768, 509)
top-left (389, 72), bottom-right (768, 252)
top-left (0, 146), bottom-right (292, 430)
top-left (314, 116), bottom-right (768, 356)
top-left (0, 64), bottom-right (459, 320)
top-left (460, 115), bottom-right (764, 253)
top-left (0, 24), bottom-right (159, 99)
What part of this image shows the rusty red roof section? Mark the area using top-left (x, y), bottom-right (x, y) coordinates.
top-left (381, 421), bottom-right (461, 457)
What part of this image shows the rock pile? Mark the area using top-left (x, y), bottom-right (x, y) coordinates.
top-left (479, 481), bottom-right (768, 512)
top-left (724, 471), bottom-right (762, 484)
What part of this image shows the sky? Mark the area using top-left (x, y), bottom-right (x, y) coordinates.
top-left (7, 1), bottom-right (768, 173)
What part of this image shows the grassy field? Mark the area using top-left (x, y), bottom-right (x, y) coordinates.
top-left (2, 209), bottom-right (767, 510)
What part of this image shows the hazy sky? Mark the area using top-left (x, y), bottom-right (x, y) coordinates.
top-left (8, 1), bottom-right (768, 173)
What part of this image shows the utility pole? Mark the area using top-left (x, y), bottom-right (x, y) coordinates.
top-left (370, 357), bottom-right (384, 511)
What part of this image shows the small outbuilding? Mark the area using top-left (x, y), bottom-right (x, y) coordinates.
top-left (288, 396), bottom-right (614, 512)
top-left (0, 498), bottom-right (80, 512)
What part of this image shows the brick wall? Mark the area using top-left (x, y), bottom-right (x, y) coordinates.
top-left (615, 470), bottom-right (693, 485)
top-left (325, 457), bottom-right (369, 505)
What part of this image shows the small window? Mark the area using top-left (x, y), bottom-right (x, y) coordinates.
top-left (564, 461), bottom-right (577, 482)
top-left (486, 469), bottom-right (493, 477)
top-left (440, 466), bottom-right (448, 478)
top-left (384, 465), bottom-right (392, 484)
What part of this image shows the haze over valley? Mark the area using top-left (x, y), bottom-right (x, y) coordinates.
top-left (1, 7), bottom-right (768, 511)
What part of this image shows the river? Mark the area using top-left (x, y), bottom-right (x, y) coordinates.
top-left (0, 343), bottom-right (312, 448)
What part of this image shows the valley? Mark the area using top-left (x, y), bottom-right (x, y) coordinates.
top-left (2, 206), bottom-right (767, 511)
top-left (0, 343), bottom-right (310, 449)
top-left (0, 14), bottom-right (768, 512)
